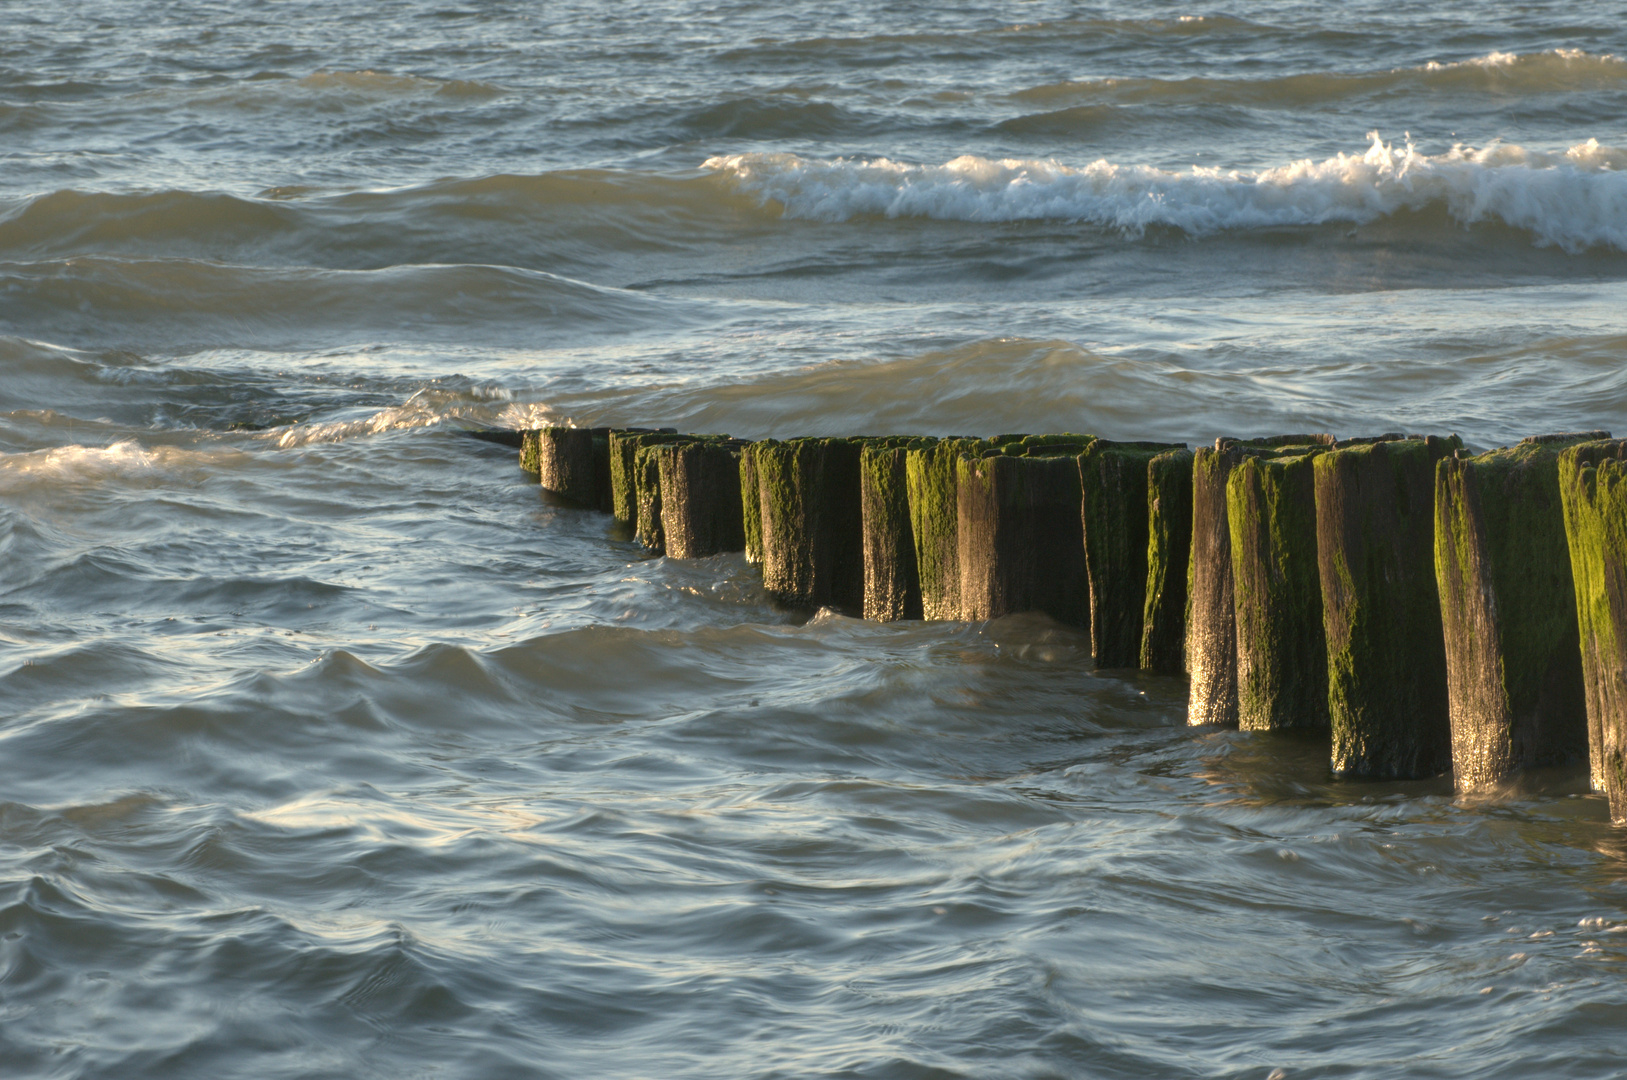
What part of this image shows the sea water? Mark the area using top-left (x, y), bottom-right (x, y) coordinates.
top-left (4, 2), bottom-right (1627, 1077)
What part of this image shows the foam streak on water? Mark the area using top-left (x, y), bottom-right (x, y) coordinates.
top-left (5, 2), bottom-right (1627, 1078)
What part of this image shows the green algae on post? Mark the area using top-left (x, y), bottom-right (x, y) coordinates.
top-left (538, 426), bottom-right (603, 507)
top-left (905, 438), bottom-right (984, 620)
top-left (1187, 435), bottom-right (1335, 727)
top-left (657, 439), bottom-right (748, 559)
top-left (956, 439), bottom-right (1093, 627)
top-left (754, 437), bottom-right (864, 612)
top-left (1227, 448), bottom-right (1330, 731)
top-left (1080, 440), bottom-right (1184, 668)
top-left (609, 430), bottom-right (684, 527)
top-left (860, 438), bottom-right (935, 621)
top-left (1434, 433), bottom-right (1600, 791)
top-left (519, 429), bottom-right (541, 476)
top-left (1315, 437), bottom-right (1459, 778)
top-left (740, 444), bottom-right (764, 565)
top-left (1557, 439), bottom-right (1627, 809)
top-left (633, 443), bottom-right (669, 553)
top-left (1141, 448), bottom-right (1194, 674)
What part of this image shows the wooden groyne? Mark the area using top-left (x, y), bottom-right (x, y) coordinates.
top-left (508, 424), bottom-right (1627, 821)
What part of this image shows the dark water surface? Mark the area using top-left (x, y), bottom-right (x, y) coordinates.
top-left (5, 2), bottom-right (1627, 1077)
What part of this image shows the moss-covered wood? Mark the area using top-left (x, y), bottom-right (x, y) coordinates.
top-left (1559, 438), bottom-right (1627, 816)
top-left (740, 444), bottom-right (764, 565)
top-left (860, 438), bottom-right (935, 621)
top-left (956, 440), bottom-right (1093, 626)
top-left (537, 427), bottom-right (605, 507)
top-left (1080, 440), bottom-right (1184, 668)
top-left (905, 438), bottom-right (984, 620)
top-left (609, 430), bottom-right (684, 526)
top-left (657, 439), bottom-right (748, 559)
top-left (519, 430), bottom-right (541, 475)
top-left (754, 437), bottom-right (865, 612)
top-left (634, 443), bottom-right (669, 553)
top-left (1187, 435), bottom-right (1335, 727)
top-left (1227, 448), bottom-right (1330, 731)
top-left (1142, 448), bottom-right (1194, 674)
top-left (1315, 436), bottom-right (1460, 778)
top-left (1434, 433), bottom-right (1601, 790)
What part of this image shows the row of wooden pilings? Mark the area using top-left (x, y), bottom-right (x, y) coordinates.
top-left (506, 425), bottom-right (1627, 821)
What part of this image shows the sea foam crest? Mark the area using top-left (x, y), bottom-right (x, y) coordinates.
top-left (706, 134), bottom-right (1627, 252)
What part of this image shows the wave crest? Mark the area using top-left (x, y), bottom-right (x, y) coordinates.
top-left (705, 134), bottom-right (1627, 252)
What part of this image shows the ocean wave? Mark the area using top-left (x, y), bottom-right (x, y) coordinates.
top-left (705, 135), bottom-right (1627, 252)
top-left (0, 171), bottom-right (770, 266)
top-left (0, 438), bottom-right (248, 493)
top-left (1014, 49), bottom-right (1627, 108)
top-left (0, 256), bottom-right (703, 347)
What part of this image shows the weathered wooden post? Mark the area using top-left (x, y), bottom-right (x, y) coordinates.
top-left (1434, 433), bottom-right (1600, 790)
top-left (1141, 448), bottom-right (1194, 674)
top-left (1315, 436), bottom-right (1460, 777)
top-left (1186, 435), bottom-right (1335, 726)
top-left (1559, 438), bottom-right (1627, 816)
top-left (1080, 440), bottom-right (1185, 668)
top-left (609, 430), bottom-right (683, 529)
top-left (753, 437), bottom-right (864, 612)
top-left (957, 438), bottom-right (1094, 627)
top-left (1228, 446), bottom-right (1332, 731)
top-left (905, 438), bottom-right (985, 620)
top-left (634, 442), bottom-right (669, 553)
top-left (657, 438), bottom-right (748, 558)
top-left (536, 426), bottom-right (609, 508)
top-left (860, 437), bottom-right (935, 621)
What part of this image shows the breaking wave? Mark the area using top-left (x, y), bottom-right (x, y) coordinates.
top-left (706, 134), bottom-right (1627, 252)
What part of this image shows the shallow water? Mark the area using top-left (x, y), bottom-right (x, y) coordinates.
top-left (5, 2), bottom-right (1627, 1077)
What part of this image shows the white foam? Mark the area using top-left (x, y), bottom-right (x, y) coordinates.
top-left (1423, 47), bottom-right (1619, 71)
top-left (269, 385), bottom-right (515, 448)
top-left (705, 134), bottom-right (1627, 252)
top-left (0, 438), bottom-right (241, 491)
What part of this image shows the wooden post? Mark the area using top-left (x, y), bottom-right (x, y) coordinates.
top-left (1227, 446), bottom-right (1332, 731)
top-left (1186, 435), bottom-right (1335, 726)
top-left (753, 438), bottom-right (864, 612)
top-left (957, 439), bottom-right (1094, 627)
top-left (860, 438), bottom-right (935, 621)
top-left (1559, 438), bottom-right (1627, 815)
top-left (1080, 440), bottom-right (1185, 668)
top-left (905, 438), bottom-right (985, 620)
top-left (1434, 433), bottom-right (1600, 790)
top-left (1315, 436), bottom-right (1459, 777)
top-left (1141, 448), bottom-right (1194, 674)
top-left (657, 439), bottom-right (748, 558)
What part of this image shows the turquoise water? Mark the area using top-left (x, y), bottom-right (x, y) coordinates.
top-left (4, 3), bottom-right (1627, 1076)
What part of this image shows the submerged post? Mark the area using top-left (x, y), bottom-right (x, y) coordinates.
top-left (753, 437), bottom-right (864, 612)
top-left (609, 430), bottom-right (683, 530)
top-left (537, 426), bottom-right (610, 508)
top-left (1558, 438), bottom-right (1627, 816)
top-left (1228, 446), bottom-right (1332, 731)
top-left (1080, 440), bottom-right (1185, 668)
top-left (1141, 448), bottom-right (1194, 674)
top-left (957, 437), bottom-right (1094, 627)
top-left (657, 438), bottom-right (748, 559)
top-left (861, 438), bottom-right (935, 621)
top-left (1315, 436), bottom-right (1459, 777)
top-left (1434, 434), bottom-right (1600, 790)
top-left (1187, 435), bottom-right (1335, 727)
top-left (905, 438), bottom-right (984, 620)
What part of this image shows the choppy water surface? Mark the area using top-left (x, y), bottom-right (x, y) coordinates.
top-left (5, 2), bottom-right (1627, 1077)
